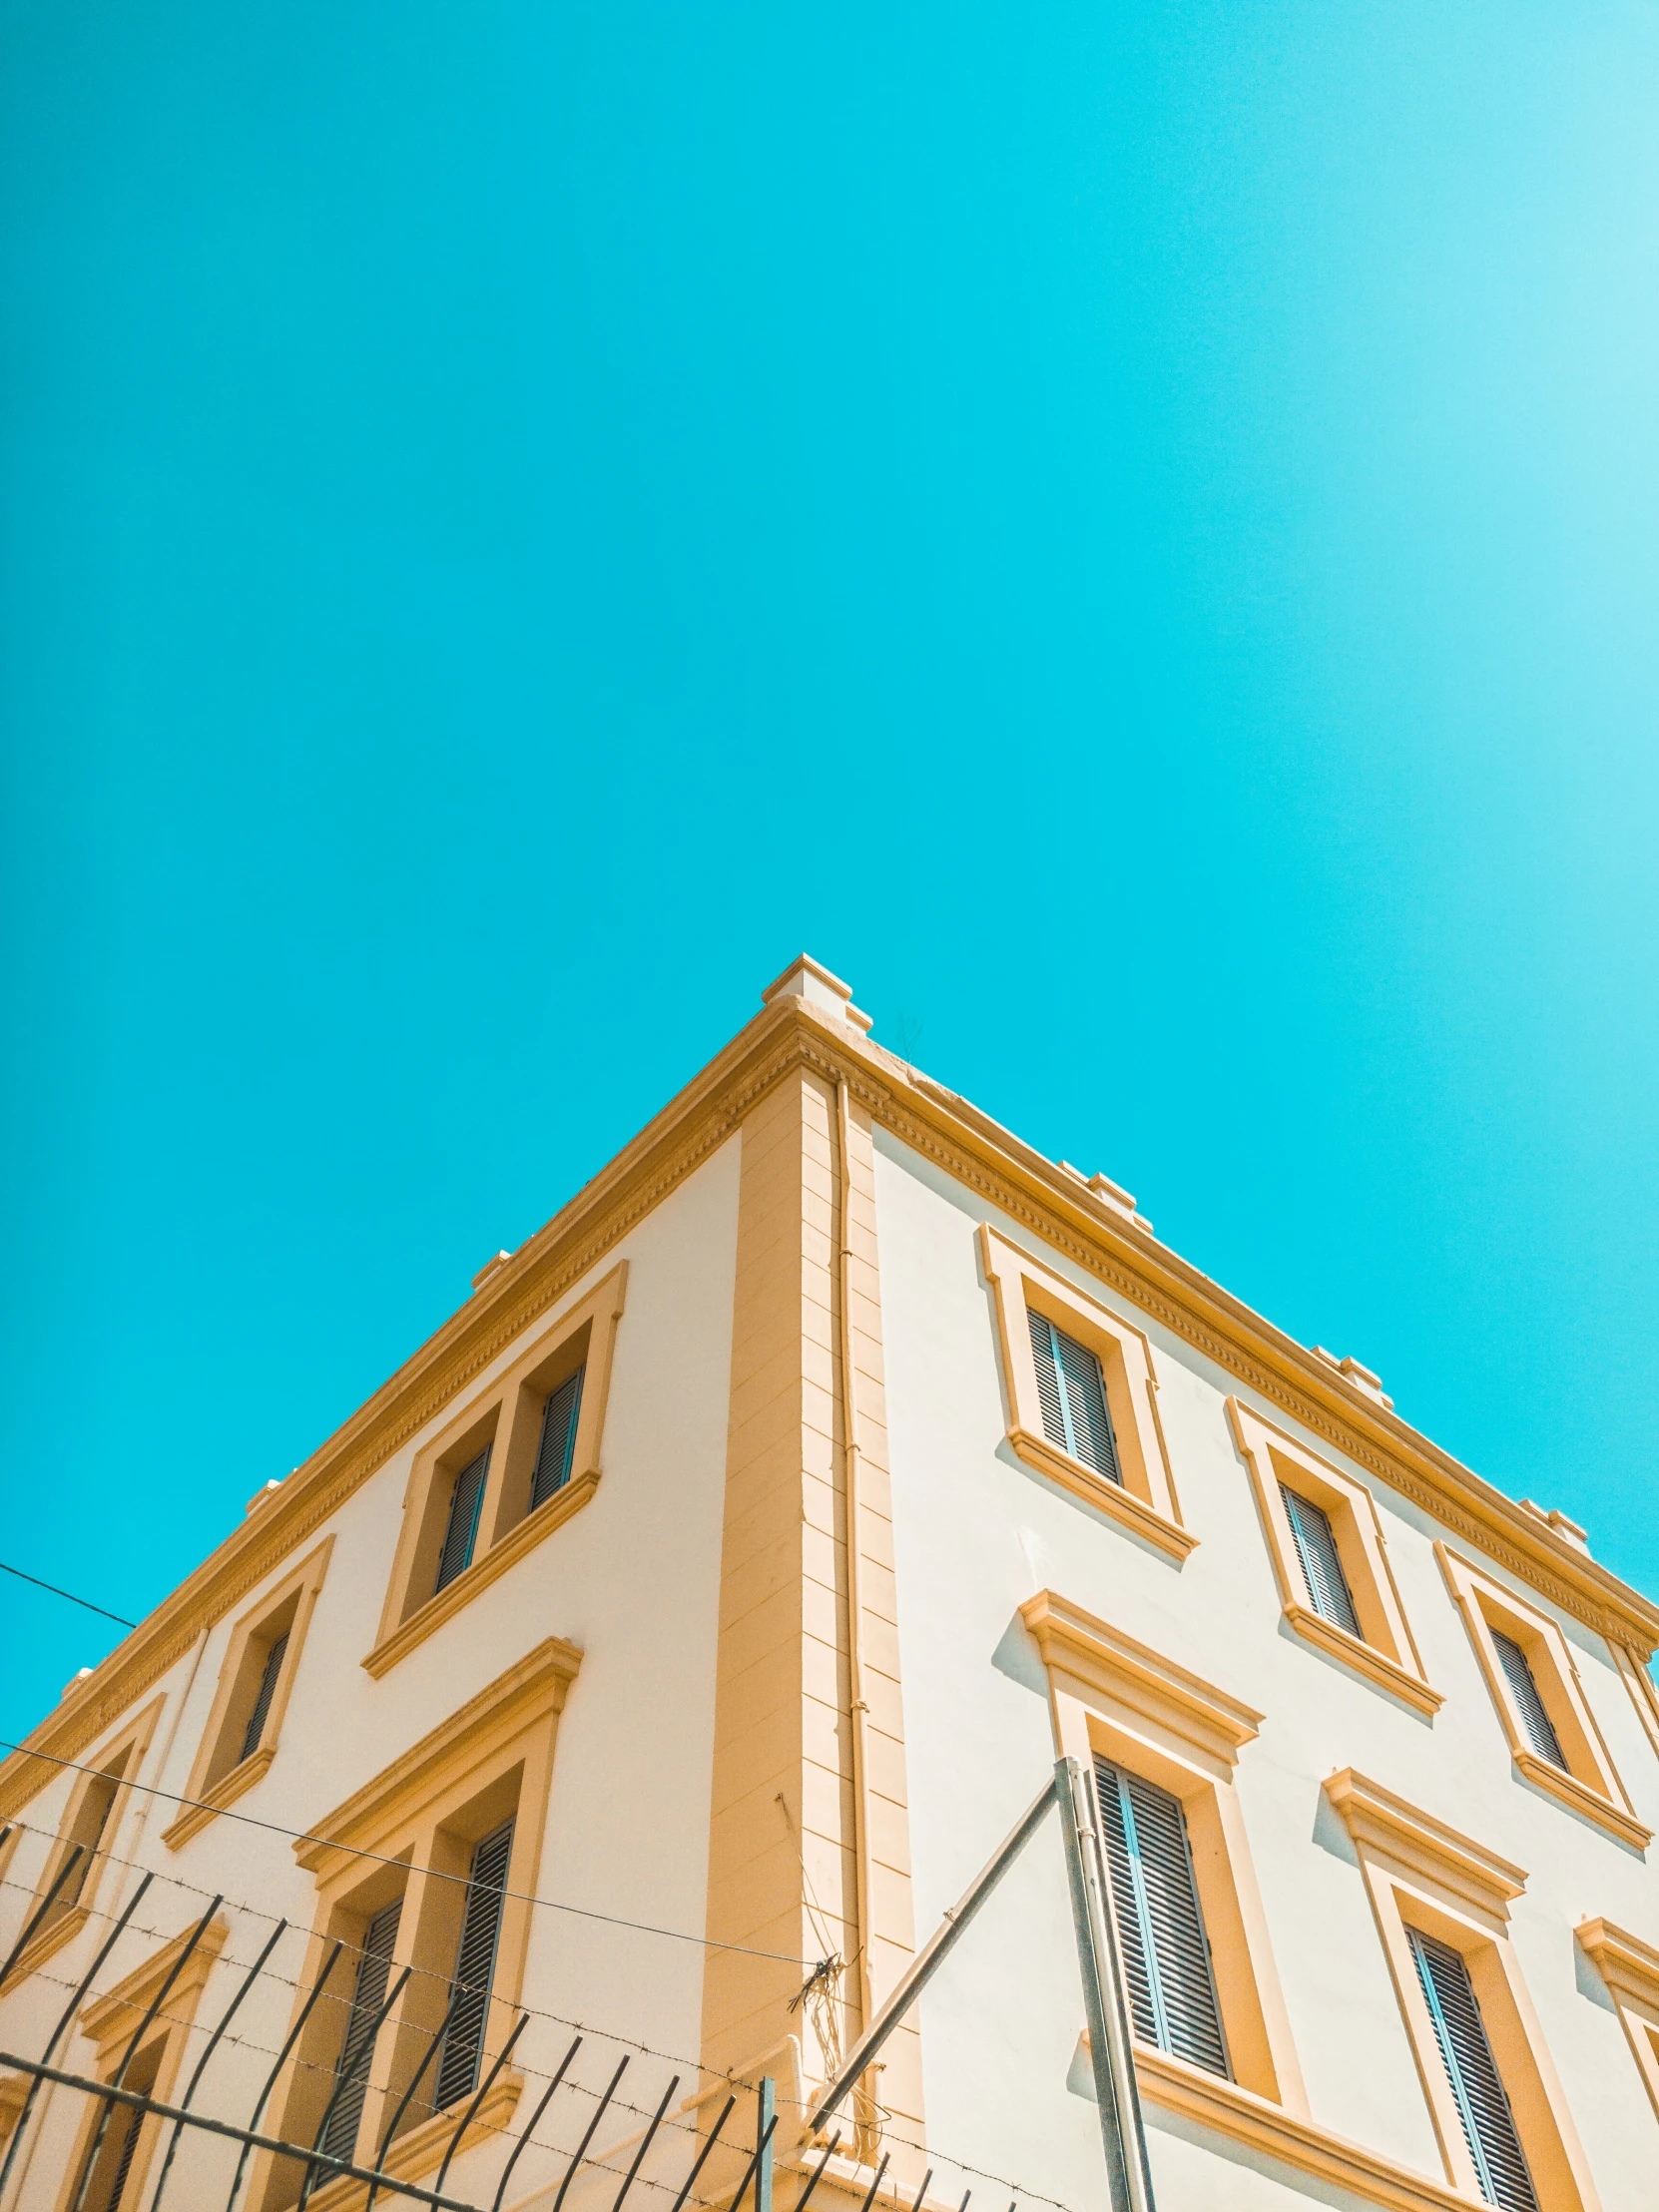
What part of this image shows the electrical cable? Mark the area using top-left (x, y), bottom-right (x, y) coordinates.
top-left (0, 1562), bottom-right (135, 1628)
top-left (0, 1742), bottom-right (818, 1969)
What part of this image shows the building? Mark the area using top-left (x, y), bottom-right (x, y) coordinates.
top-left (3, 953), bottom-right (1659, 2212)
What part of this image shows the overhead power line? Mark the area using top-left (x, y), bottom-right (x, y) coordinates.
top-left (0, 1561), bottom-right (136, 1629)
top-left (0, 1741), bottom-right (817, 1969)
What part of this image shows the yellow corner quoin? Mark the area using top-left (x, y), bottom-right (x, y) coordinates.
top-left (5, 955), bottom-right (1659, 2212)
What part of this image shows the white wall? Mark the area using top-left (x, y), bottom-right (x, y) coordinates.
top-left (873, 1127), bottom-right (1659, 2212)
top-left (0, 1132), bottom-right (742, 2210)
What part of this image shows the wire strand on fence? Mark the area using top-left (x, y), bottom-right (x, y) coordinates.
top-left (0, 1857), bottom-right (1083, 2212)
top-left (0, 1744), bottom-right (820, 1971)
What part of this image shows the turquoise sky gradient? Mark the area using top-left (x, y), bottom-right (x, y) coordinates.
top-left (4, 0), bottom-right (1659, 1742)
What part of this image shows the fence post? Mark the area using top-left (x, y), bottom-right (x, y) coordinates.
top-left (756, 2077), bottom-right (776, 2212)
top-left (1054, 1757), bottom-right (1156, 2212)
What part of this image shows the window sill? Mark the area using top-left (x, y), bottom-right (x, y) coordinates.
top-left (0, 1903), bottom-right (90, 1996)
top-left (1009, 1429), bottom-right (1197, 1561)
top-left (1135, 2046), bottom-right (1479, 2212)
top-left (363, 1472), bottom-right (600, 1680)
top-left (161, 1745), bottom-right (276, 1851)
top-left (305, 2071), bottom-right (522, 2212)
top-left (1512, 1749), bottom-right (1651, 1851)
top-left (1281, 1603), bottom-right (1443, 1717)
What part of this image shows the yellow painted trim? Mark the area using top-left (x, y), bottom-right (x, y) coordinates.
top-left (1576, 1917), bottom-right (1659, 2127)
top-left (1023, 1588), bottom-right (1303, 2114)
top-left (294, 1636), bottom-right (581, 1879)
top-left (1436, 1545), bottom-right (1649, 1852)
top-left (51, 1916), bottom-right (230, 2212)
top-left (3, 1694), bottom-right (165, 1994)
top-left (5, 996), bottom-right (1652, 1822)
top-left (1325, 1769), bottom-right (1599, 2210)
top-left (1133, 2046), bottom-right (1481, 2212)
top-left (1612, 1640), bottom-right (1659, 1764)
top-left (362, 1472), bottom-right (599, 1679)
top-left (371, 1263), bottom-right (626, 1670)
top-left (164, 1536), bottom-right (333, 1849)
top-left (1019, 1589), bottom-right (1262, 1769)
top-left (79, 1914), bottom-right (231, 2052)
top-left (0, 1902), bottom-right (91, 1995)
top-left (1324, 1769), bottom-right (1527, 1920)
top-left (0, 2069), bottom-right (26, 2149)
top-left (302, 2073), bottom-right (522, 2212)
top-left (980, 1226), bottom-right (1195, 1561)
top-left (160, 1745), bottom-right (276, 1850)
top-left (1227, 1400), bottom-right (1441, 1716)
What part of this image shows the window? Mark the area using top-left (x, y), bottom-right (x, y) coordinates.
top-left (1407, 1930), bottom-right (1538, 2211)
top-left (1228, 1400), bottom-right (1441, 1716)
top-left (434, 1820), bottom-right (514, 2109)
top-left (1576, 1917), bottom-right (1659, 2128)
top-left (434, 1447), bottom-right (491, 1594)
top-left (54, 1913), bottom-right (229, 2212)
top-left (1030, 1316), bottom-right (1121, 1484)
top-left (1095, 1758), bottom-right (1228, 2078)
top-left (1326, 1768), bottom-right (1601, 2212)
top-left (316, 1896), bottom-right (404, 2166)
top-left (256, 1638), bottom-right (580, 2209)
top-left (1278, 1486), bottom-right (1361, 1638)
top-left (368, 1262), bottom-right (627, 1677)
top-left (1488, 1633), bottom-right (1566, 1770)
top-left (1019, 1588), bottom-right (1305, 2112)
top-left (164, 1540), bottom-right (332, 1850)
top-left (3, 1700), bottom-right (162, 1993)
top-left (1436, 1545), bottom-right (1650, 1850)
top-left (979, 1229), bottom-right (1194, 1561)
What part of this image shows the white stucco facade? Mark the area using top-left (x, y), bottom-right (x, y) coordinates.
top-left (3, 967), bottom-right (1656, 2212)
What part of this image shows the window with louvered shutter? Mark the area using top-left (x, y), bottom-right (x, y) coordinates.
top-left (1028, 1312), bottom-right (1122, 1484)
top-left (1407, 1929), bottom-right (1538, 2212)
top-left (529, 1370), bottom-right (584, 1512)
top-left (240, 1632), bottom-right (289, 1764)
top-left (1278, 1486), bottom-right (1362, 1638)
top-left (317, 1897), bottom-right (403, 2164)
top-left (434, 1447), bottom-right (491, 1595)
top-left (1094, 1757), bottom-right (1229, 2077)
top-left (435, 1822), bottom-right (514, 2111)
top-left (1488, 1631), bottom-right (1567, 1770)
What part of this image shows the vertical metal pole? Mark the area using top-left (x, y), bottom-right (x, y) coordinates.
top-left (1054, 1757), bottom-right (1155, 2212)
top-left (756, 2076), bottom-right (776, 2212)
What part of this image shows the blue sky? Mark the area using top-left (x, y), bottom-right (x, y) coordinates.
top-left (4, 0), bottom-right (1659, 1743)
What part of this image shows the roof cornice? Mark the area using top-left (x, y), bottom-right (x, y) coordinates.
top-left (5, 993), bottom-right (1654, 1819)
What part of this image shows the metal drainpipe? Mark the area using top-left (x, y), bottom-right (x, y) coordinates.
top-left (834, 1078), bottom-right (878, 2127)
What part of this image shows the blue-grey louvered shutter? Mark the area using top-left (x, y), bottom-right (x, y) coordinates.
top-left (1407, 1929), bottom-right (1538, 2211)
top-left (434, 1447), bottom-right (491, 1594)
top-left (1094, 1758), bottom-right (1229, 2077)
top-left (1488, 1631), bottom-right (1567, 1769)
top-left (102, 2089), bottom-right (146, 2209)
top-left (240, 1632), bottom-right (289, 1764)
top-left (529, 1371), bottom-right (585, 1513)
top-left (1278, 1487), bottom-right (1362, 1638)
top-left (1027, 1312), bottom-right (1122, 1484)
top-left (318, 1897), bottom-right (403, 2162)
top-left (435, 1822), bottom-right (515, 2110)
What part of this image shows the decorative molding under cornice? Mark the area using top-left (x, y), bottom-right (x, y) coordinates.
top-left (1577, 1915), bottom-right (1659, 2010)
top-left (4, 993), bottom-right (1655, 1818)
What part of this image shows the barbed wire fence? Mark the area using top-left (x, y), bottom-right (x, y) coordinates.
top-left (0, 1823), bottom-right (1078, 2212)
